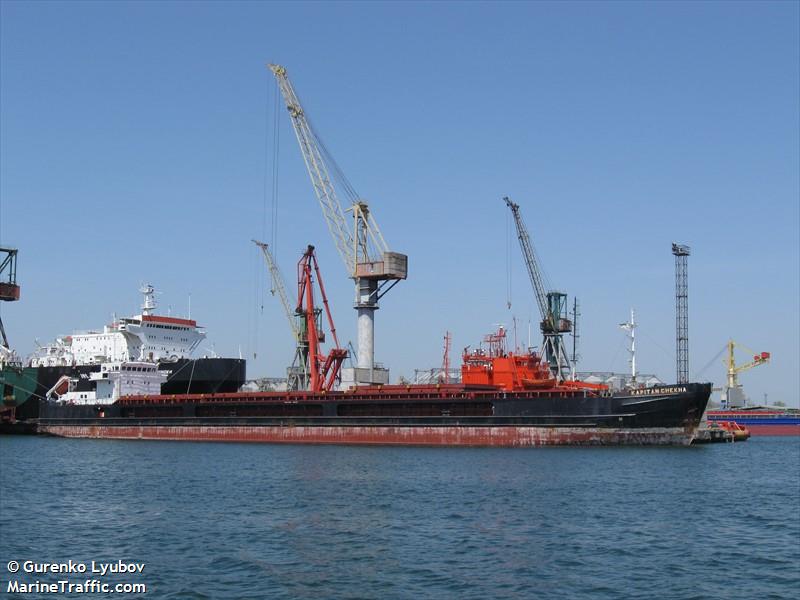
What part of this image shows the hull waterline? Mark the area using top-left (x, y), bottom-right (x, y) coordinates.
top-left (37, 383), bottom-right (711, 447)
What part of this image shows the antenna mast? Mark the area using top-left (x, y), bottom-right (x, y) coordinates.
top-left (571, 297), bottom-right (580, 379)
top-left (441, 331), bottom-right (451, 384)
top-left (619, 308), bottom-right (637, 385)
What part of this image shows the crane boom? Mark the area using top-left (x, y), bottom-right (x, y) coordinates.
top-left (269, 64), bottom-right (357, 273)
top-left (725, 339), bottom-right (770, 387)
top-left (504, 197), bottom-right (572, 380)
top-left (504, 197), bottom-right (549, 320)
top-left (253, 240), bottom-right (299, 341)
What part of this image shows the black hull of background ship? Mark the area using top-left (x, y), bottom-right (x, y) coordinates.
top-left (4, 358), bottom-right (246, 421)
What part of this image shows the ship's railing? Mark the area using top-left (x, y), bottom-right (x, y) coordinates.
top-left (413, 368), bottom-right (463, 385)
top-left (119, 385), bottom-right (599, 406)
top-left (576, 372), bottom-right (663, 390)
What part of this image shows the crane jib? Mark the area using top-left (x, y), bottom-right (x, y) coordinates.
top-left (267, 63), bottom-right (407, 283)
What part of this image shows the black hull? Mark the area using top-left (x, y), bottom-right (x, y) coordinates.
top-left (157, 358), bottom-right (246, 395)
top-left (37, 383), bottom-right (712, 446)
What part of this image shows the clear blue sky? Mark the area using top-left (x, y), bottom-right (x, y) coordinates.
top-left (1, 1), bottom-right (798, 405)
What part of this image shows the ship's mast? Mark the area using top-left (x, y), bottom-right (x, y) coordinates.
top-left (619, 308), bottom-right (637, 385)
top-left (571, 297), bottom-right (580, 379)
top-left (140, 284), bottom-right (157, 316)
top-left (441, 331), bottom-right (451, 384)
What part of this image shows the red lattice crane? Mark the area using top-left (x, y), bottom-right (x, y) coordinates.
top-left (297, 246), bottom-right (348, 392)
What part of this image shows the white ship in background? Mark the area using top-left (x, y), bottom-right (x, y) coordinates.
top-left (6, 285), bottom-right (246, 422)
top-left (30, 285), bottom-right (205, 367)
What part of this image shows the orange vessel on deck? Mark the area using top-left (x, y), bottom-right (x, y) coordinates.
top-left (461, 328), bottom-right (556, 390)
top-left (461, 327), bottom-right (608, 393)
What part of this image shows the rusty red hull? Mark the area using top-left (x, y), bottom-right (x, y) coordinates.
top-left (39, 424), bottom-right (695, 446)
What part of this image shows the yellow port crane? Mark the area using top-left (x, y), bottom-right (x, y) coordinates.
top-left (723, 339), bottom-right (770, 407)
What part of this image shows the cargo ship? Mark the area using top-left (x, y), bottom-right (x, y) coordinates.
top-left (706, 408), bottom-right (800, 436)
top-left (37, 328), bottom-right (711, 446)
top-left (1, 285), bottom-right (245, 422)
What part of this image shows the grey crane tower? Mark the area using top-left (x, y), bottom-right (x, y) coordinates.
top-left (672, 243), bottom-right (690, 384)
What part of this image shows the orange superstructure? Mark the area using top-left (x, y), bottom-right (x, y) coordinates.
top-left (461, 327), bottom-right (555, 391)
top-left (461, 327), bottom-right (609, 392)
top-left (462, 351), bottom-right (555, 390)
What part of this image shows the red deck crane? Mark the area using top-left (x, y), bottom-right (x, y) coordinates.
top-left (297, 245), bottom-right (348, 393)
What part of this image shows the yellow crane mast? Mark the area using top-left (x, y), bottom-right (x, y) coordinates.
top-left (723, 339), bottom-right (770, 407)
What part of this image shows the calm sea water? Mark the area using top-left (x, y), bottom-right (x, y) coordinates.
top-left (1, 436), bottom-right (798, 599)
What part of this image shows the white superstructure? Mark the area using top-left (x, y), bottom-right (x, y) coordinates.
top-left (46, 361), bottom-right (169, 405)
top-left (29, 285), bottom-right (205, 367)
